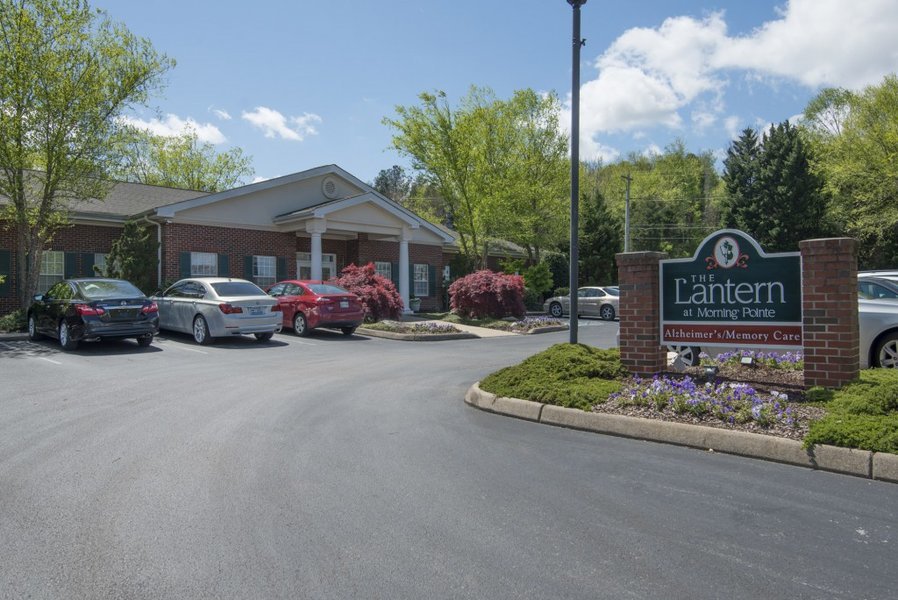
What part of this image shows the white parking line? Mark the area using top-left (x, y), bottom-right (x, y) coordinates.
top-left (37, 356), bottom-right (62, 365)
top-left (152, 339), bottom-right (209, 354)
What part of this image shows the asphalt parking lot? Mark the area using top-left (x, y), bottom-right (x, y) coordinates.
top-left (3, 321), bottom-right (897, 600)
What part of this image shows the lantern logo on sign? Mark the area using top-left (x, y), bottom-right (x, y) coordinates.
top-left (706, 236), bottom-right (749, 270)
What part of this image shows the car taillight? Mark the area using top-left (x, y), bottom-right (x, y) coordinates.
top-left (74, 304), bottom-right (105, 316)
top-left (141, 302), bottom-right (158, 314)
top-left (218, 303), bottom-right (244, 314)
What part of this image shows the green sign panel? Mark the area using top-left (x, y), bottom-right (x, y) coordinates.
top-left (660, 230), bottom-right (802, 348)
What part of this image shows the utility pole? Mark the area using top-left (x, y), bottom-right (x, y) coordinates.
top-left (567, 0), bottom-right (586, 344)
top-left (621, 173), bottom-right (632, 252)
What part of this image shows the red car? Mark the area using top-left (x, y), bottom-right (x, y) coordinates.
top-left (267, 280), bottom-right (364, 336)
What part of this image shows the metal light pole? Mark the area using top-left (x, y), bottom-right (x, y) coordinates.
top-left (567, 0), bottom-right (586, 344)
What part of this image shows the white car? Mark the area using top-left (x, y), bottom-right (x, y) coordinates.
top-left (153, 278), bottom-right (282, 345)
top-left (543, 286), bottom-right (620, 320)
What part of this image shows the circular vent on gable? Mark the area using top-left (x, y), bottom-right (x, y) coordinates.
top-left (322, 176), bottom-right (339, 199)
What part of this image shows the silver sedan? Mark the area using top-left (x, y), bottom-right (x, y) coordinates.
top-left (543, 286), bottom-right (620, 320)
top-left (153, 278), bottom-right (282, 345)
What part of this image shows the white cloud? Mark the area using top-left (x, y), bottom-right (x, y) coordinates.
top-left (715, 0), bottom-right (898, 89)
top-left (212, 108), bottom-right (232, 121)
top-left (252, 175), bottom-right (275, 184)
top-left (120, 114), bottom-right (226, 144)
top-left (578, 0), bottom-right (898, 145)
top-left (723, 116), bottom-right (742, 140)
top-left (241, 107), bottom-right (322, 141)
top-left (642, 144), bottom-right (662, 158)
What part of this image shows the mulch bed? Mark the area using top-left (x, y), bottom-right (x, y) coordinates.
top-left (590, 363), bottom-right (826, 442)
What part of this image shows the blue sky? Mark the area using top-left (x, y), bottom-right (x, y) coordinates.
top-left (93, 0), bottom-right (898, 186)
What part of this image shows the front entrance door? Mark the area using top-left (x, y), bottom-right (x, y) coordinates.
top-left (296, 252), bottom-right (336, 280)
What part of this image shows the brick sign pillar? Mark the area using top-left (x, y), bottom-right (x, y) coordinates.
top-left (799, 238), bottom-right (859, 388)
top-left (616, 251), bottom-right (667, 376)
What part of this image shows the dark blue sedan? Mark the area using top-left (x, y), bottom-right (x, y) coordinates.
top-left (27, 278), bottom-right (159, 350)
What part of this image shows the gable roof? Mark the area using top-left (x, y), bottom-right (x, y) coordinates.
top-left (147, 164), bottom-right (366, 219)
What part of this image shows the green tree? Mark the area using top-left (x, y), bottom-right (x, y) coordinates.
top-left (0, 0), bottom-right (172, 305)
top-left (723, 122), bottom-right (828, 252)
top-left (721, 128), bottom-right (760, 229)
top-left (803, 75), bottom-right (898, 267)
top-left (101, 220), bottom-right (158, 293)
top-left (112, 128), bottom-right (253, 192)
top-left (384, 86), bottom-right (568, 267)
top-left (582, 143), bottom-right (722, 258)
top-left (579, 187), bottom-right (621, 285)
top-left (372, 165), bottom-right (411, 203)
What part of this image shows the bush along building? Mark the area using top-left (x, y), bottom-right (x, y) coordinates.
top-left (0, 165), bottom-right (461, 314)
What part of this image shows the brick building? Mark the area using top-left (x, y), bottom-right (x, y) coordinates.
top-left (0, 165), bottom-right (459, 314)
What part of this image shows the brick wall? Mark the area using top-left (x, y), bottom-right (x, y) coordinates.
top-left (162, 223), bottom-right (296, 284)
top-left (616, 251), bottom-right (667, 376)
top-left (0, 222), bottom-right (122, 313)
top-left (800, 238), bottom-right (859, 387)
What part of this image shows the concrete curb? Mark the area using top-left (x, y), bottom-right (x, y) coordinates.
top-left (465, 382), bottom-right (894, 483)
top-left (357, 327), bottom-right (478, 341)
top-left (0, 332), bottom-right (28, 341)
top-left (525, 325), bottom-right (568, 335)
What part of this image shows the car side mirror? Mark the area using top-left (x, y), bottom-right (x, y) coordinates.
top-left (32, 294), bottom-right (43, 302)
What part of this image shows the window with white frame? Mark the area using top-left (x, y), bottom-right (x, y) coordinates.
top-left (39, 251), bottom-right (65, 292)
top-left (375, 261), bottom-right (392, 280)
top-left (93, 253), bottom-right (108, 276)
top-left (253, 255), bottom-right (276, 287)
top-left (191, 252), bottom-right (217, 276)
top-left (414, 263), bottom-right (429, 297)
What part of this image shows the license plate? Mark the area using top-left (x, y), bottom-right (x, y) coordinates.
top-left (340, 300), bottom-right (349, 309)
top-left (109, 308), bottom-right (138, 320)
top-left (248, 307), bottom-right (264, 316)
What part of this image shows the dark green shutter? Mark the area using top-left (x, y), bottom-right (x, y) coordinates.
top-left (390, 262), bottom-right (399, 288)
top-left (179, 252), bottom-right (191, 279)
top-left (409, 264), bottom-right (414, 295)
top-left (218, 254), bottom-right (229, 277)
top-left (0, 250), bottom-right (10, 297)
top-left (64, 252), bottom-right (78, 278)
top-left (243, 256), bottom-right (253, 281)
top-left (276, 256), bottom-right (287, 281)
top-left (81, 253), bottom-right (96, 276)
top-left (428, 265), bottom-right (436, 298)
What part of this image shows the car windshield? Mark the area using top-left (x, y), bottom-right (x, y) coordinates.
top-left (76, 280), bottom-right (144, 299)
top-left (307, 284), bottom-right (351, 295)
top-left (211, 281), bottom-right (266, 297)
top-left (605, 286), bottom-right (620, 295)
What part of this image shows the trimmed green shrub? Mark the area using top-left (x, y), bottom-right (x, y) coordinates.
top-left (804, 369), bottom-right (898, 454)
top-left (480, 344), bottom-right (627, 411)
top-left (0, 309), bottom-right (26, 332)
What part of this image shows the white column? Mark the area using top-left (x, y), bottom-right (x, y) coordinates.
top-left (399, 227), bottom-right (411, 313)
top-left (306, 218), bottom-right (327, 280)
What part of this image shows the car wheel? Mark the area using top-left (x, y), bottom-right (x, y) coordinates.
top-left (136, 334), bottom-right (153, 347)
top-left (548, 302), bottom-right (563, 318)
top-left (254, 332), bottom-right (273, 343)
top-left (874, 333), bottom-right (898, 368)
top-left (667, 345), bottom-right (700, 367)
top-left (193, 315), bottom-right (213, 345)
top-left (28, 315), bottom-right (43, 341)
top-left (600, 304), bottom-right (616, 321)
top-left (293, 313), bottom-right (309, 337)
top-left (58, 320), bottom-right (78, 351)
top-left (341, 326), bottom-right (357, 336)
